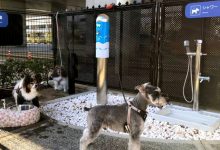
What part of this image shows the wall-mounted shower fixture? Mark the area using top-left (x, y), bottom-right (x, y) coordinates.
top-left (152, 40), bottom-right (219, 131)
top-left (183, 40), bottom-right (210, 111)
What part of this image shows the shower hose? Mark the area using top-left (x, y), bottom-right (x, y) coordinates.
top-left (183, 55), bottom-right (194, 103)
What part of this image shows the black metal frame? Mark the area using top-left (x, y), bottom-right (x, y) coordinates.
top-left (56, 2), bottom-right (157, 94)
top-left (55, 0), bottom-right (220, 110)
top-left (0, 10), bottom-right (53, 61)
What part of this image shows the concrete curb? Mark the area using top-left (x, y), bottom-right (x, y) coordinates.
top-left (55, 120), bottom-right (216, 150)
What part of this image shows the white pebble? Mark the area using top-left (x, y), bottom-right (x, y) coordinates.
top-left (41, 92), bottom-right (220, 140)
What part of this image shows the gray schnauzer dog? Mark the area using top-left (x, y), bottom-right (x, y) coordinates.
top-left (80, 83), bottom-right (168, 150)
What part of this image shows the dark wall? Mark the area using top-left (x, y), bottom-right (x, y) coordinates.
top-left (0, 14), bottom-right (23, 46)
top-left (160, 1), bottom-right (220, 110)
top-left (62, 1), bottom-right (220, 110)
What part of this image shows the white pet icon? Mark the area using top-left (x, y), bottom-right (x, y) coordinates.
top-left (192, 8), bottom-right (200, 14)
top-left (190, 5), bottom-right (201, 16)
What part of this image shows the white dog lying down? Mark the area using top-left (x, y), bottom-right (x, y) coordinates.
top-left (48, 66), bottom-right (68, 92)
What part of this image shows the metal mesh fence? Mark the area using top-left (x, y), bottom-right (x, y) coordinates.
top-left (0, 14), bottom-right (53, 62)
top-left (160, 4), bottom-right (195, 101)
top-left (70, 6), bottom-right (155, 90)
top-left (0, 12), bottom-right (54, 87)
top-left (45, 1), bottom-right (220, 110)
top-left (106, 11), bottom-right (121, 89)
top-left (72, 14), bottom-right (96, 84)
top-left (121, 8), bottom-right (153, 91)
top-left (26, 15), bottom-right (53, 59)
top-left (1, 1), bottom-right (216, 109)
top-left (160, 1), bottom-right (220, 110)
top-left (201, 17), bottom-right (220, 109)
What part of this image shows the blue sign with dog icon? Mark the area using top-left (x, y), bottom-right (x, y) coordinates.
top-left (185, 1), bottom-right (220, 18)
top-left (96, 22), bottom-right (110, 44)
top-left (96, 14), bottom-right (110, 58)
top-left (0, 12), bottom-right (8, 27)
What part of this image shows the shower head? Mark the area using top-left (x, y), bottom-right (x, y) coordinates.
top-left (184, 40), bottom-right (190, 53)
top-left (184, 40), bottom-right (189, 47)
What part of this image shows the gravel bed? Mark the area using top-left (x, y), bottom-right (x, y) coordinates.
top-left (41, 92), bottom-right (220, 140)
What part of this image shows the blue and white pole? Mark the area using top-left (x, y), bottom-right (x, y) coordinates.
top-left (96, 14), bottom-right (110, 105)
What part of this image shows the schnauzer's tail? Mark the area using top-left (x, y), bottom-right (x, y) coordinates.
top-left (84, 107), bottom-right (91, 111)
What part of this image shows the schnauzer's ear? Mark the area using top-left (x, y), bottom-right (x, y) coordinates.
top-left (134, 85), bottom-right (143, 91)
top-left (143, 82), bottom-right (151, 87)
top-left (135, 82), bottom-right (150, 92)
top-left (155, 87), bottom-right (161, 92)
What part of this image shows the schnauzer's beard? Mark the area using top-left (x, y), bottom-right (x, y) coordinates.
top-left (148, 94), bottom-right (167, 108)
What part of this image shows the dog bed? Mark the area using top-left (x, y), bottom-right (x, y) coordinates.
top-left (0, 105), bottom-right (40, 128)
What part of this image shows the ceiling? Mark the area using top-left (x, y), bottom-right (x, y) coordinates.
top-left (0, 0), bottom-right (85, 13)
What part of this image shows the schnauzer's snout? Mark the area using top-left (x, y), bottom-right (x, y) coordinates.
top-left (160, 93), bottom-right (170, 104)
top-left (158, 106), bottom-right (163, 109)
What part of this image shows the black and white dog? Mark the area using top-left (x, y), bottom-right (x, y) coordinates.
top-left (12, 74), bottom-right (41, 107)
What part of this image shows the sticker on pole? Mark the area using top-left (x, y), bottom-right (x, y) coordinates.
top-left (0, 12), bottom-right (8, 27)
top-left (96, 14), bottom-right (110, 58)
top-left (185, 1), bottom-right (220, 18)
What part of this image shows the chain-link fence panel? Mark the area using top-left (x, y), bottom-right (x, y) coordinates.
top-left (121, 8), bottom-right (154, 91)
top-left (160, 1), bottom-right (220, 110)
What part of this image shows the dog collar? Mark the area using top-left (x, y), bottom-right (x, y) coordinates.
top-left (125, 101), bottom-right (148, 133)
top-left (128, 101), bottom-right (148, 121)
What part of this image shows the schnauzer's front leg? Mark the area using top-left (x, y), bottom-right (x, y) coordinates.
top-left (80, 128), bottom-right (90, 150)
top-left (80, 127), bottom-right (101, 150)
top-left (128, 135), bottom-right (141, 150)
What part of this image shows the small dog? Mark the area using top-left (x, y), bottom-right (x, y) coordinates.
top-left (80, 83), bottom-right (168, 150)
top-left (12, 74), bottom-right (41, 107)
top-left (48, 66), bottom-right (68, 92)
